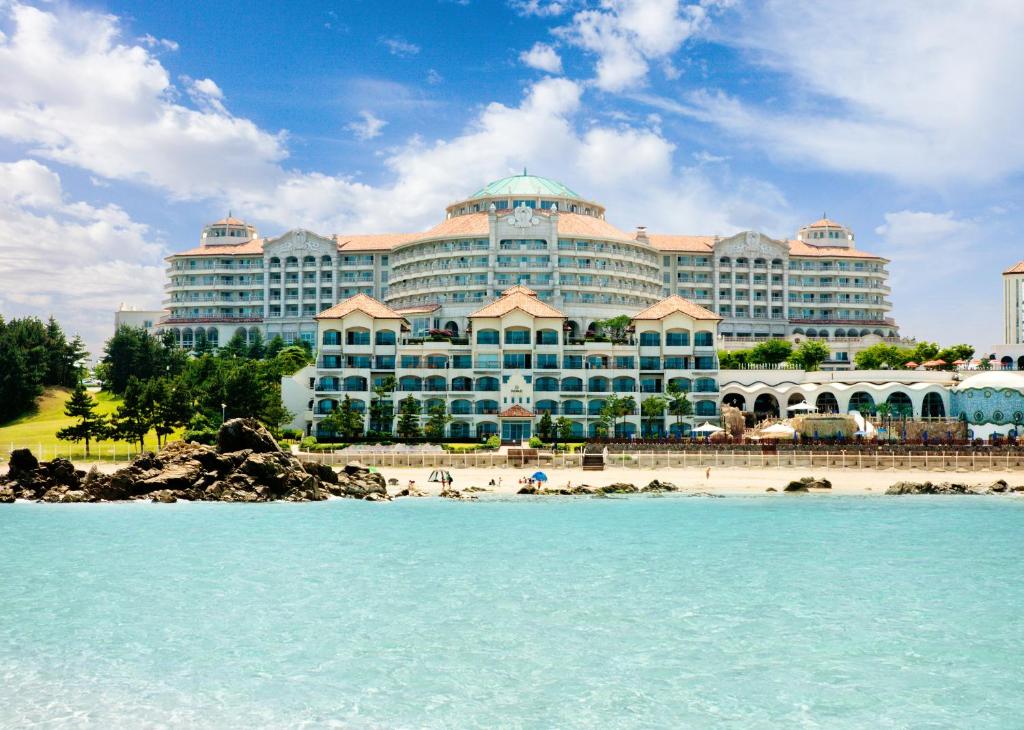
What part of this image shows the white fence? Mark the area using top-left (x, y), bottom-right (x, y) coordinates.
top-left (298, 450), bottom-right (1024, 471)
top-left (4, 443), bottom-right (144, 464)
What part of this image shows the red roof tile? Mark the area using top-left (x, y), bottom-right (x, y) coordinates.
top-left (499, 405), bottom-right (534, 418)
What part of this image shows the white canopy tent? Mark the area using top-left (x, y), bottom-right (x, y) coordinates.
top-left (692, 422), bottom-right (724, 435)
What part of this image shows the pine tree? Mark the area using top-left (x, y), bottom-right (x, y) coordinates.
top-left (145, 377), bottom-right (190, 447)
top-left (56, 380), bottom-right (108, 457)
top-left (555, 416), bottom-right (574, 443)
top-left (338, 395), bottom-right (364, 438)
top-left (220, 331), bottom-right (248, 359)
top-left (110, 377), bottom-right (152, 452)
top-left (396, 395), bottom-right (422, 439)
top-left (424, 403), bottom-right (452, 441)
top-left (537, 411), bottom-right (553, 441)
top-left (266, 335), bottom-right (286, 358)
top-left (246, 330), bottom-right (266, 359)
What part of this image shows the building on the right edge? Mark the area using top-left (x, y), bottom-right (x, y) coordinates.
top-left (985, 260), bottom-right (1024, 369)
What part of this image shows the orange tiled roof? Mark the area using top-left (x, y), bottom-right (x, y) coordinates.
top-left (644, 234), bottom-right (716, 252)
top-left (501, 284), bottom-right (537, 296)
top-left (469, 289), bottom-right (565, 319)
top-left (315, 293), bottom-right (409, 321)
top-left (787, 239), bottom-right (884, 260)
top-left (499, 404), bottom-right (534, 418)
top-left (555, 213), bottom-right (635, 242)
top-left (806, 217), bottom-right (843, 228)
top-left (210, 216), bottom-right (249, 226)
top-left (1004, 261), bottom-right (1024, 274)
top-left (335, 233), bottom-right (420, 251)
top-left (419, 213), bottom-right (491, 238)
top-left (169, 238), bottom-right (264, 258)
top-left (631, 295), bottom-right (722, 321)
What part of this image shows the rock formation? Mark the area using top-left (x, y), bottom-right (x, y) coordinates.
top-left (885, 479), bottom-right (1023, 495)
top-left (1, 419), bottom-right (389, 503)
top-left (784, 477), bottom-right (832, 492)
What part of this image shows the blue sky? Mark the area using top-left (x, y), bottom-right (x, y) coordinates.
top-left (0, 0), bottom-right (1021, 354)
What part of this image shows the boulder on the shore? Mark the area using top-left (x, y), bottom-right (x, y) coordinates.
top-left (884, 480), bottom-right (1009, 495)
top-left (784, 476), bottom-right (832, 492)
top-left (1, 420), bottom-right (392, 504)
top-left (217, 418), bottom-right (281, 455)
top-left (765, 487), bottom-right (777, 493)
top-left (598, 482), bottom-right (638, 494)
top-left (641, 479), bottom-right (679, 493)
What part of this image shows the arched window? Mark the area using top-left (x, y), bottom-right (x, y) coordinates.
top-left (816, 392), bottom-right (839, 413)
top-left (322, 330), bottom-right (340, 346)
top-left (536, 400), bottom-right (558, 414)
top-left (886, 391), bottom-right (913, 417)
top-left (668, 377), bottom-right (691, 393)
top-left (694, 377), bottom-right (717, 393)
top-left (536, 329), bottom-right (559, 345)
top-left (451, 376), bottom-right (472, 392)
top-left (848, 391), bottom-right (876, 414)
top-left (588, 399), bottom-right (606, 416)
top-left (561, 377), bottom-right (583, 392)
top-left (753, 394), bottom-right (779, 418)
top-left (477, 329), bottom-right (499, 345)
top-left (588, 376), bottom-right (609, 392)
top-left (476, 421), bottom-right (498, 437)
top-left (343, 376), bottom-right (367, 392)
top-left (398, 376), bottom-right (422, 392)
top-left (562, 400), bottom-right (584, 415)
top-left (694, 331), bottom-right (714, 347)
top-left (475, 399), bottom-right (499, 414)
top-left (451, 399), bottom-right (473, 415)
top-left (722, 393), bottom-right (746, 410)
top-left (613, 377), bottom-right (636, 393)
top-left (475, 377), bottom-right (499, 391)
top-left (535, 377), bottom-right (559, 392)
top-left (303, 256), bottom-right (316, 266)
top-left (424, 375), bottom-right (446, 392)
top-left (922, 392), bottom-right (946, 418)
top-left (321, 255), bottom-right (332, 265)
top-left (694, 400), bottom-right (717, 416)
top-left (639, 331), bottom-right (660, 346)
top-left (286, 256), bottom-right (298, 266)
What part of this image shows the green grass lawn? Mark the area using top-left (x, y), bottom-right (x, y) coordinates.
top-left (0, 387), bottom-right (175, 464)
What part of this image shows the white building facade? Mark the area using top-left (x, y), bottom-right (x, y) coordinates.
top-left (160, 175), bottom-right (898, 363)
top-left (282, 288), bottom-right (723, 440)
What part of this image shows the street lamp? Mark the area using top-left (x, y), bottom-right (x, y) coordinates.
top-left (221, 402), bottom-right (227, 424)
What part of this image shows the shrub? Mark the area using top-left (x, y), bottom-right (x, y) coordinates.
top-left (183, 428), bottom-right (218, 445)
top-left (300, 436), bottom-right (318, 451)
top-left (485, 434), bottom-right (501, 449)
top-left (280, 428), bottom-right (302, 440)
top-left (528, 436), bottom-right (543, 448)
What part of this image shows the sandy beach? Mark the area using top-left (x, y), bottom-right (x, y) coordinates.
top-left (355, 465), bottom-right (1024, 497)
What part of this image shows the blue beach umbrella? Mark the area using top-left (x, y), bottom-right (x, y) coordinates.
top-left (531, 471), bottom-right (548, 482)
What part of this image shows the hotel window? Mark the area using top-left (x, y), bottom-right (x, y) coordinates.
top-left (401, 355), bottom-right (421, 368)
top-left (537, 354), bottom-right (558, 369)
top-left (666, 332), bottom-right (690, 346)
top-left (375, 356), bottom-right (395, 369)
top-left (640, 356), bottom-right (661, 370)
top-left (639, 331), bottom-right (660, 346)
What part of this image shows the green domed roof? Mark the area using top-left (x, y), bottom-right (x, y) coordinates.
top-left (471, 173), bottom-right (580, 199)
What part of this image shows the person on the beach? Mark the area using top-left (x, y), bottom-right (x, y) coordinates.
top-left (705, 467), bottom-right (711, 480)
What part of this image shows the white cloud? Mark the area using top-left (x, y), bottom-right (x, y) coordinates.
top-left (379, 35), bottom-right (420, 57)
top-left (0, 159), bottom-right (164, 353)
top-left (511, 0), bottom-right (568, 17)
top-left (555, 0), bottom-right (715, 91)
top-left (138, 33), bottom-right (178, 52)
top-left (426, 68), bottom-right (443, 85)
top-left (873, 209), bottom-right (991, 344)
top-left (0, 3), bottom-right (288, 200)
top-left (0, 2), bottom-right (786, 247)
top-left (346, 110), bottom-right (387, 141)
top-left (686, 0), bottom-right (1024, 185)
top-left (519, 42), bottom-right (563, 74)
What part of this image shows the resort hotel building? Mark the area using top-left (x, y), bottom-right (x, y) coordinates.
top-left (153, 173), bottom-right (905, 437)
top-left (160, 174), bottom-right (898, 364)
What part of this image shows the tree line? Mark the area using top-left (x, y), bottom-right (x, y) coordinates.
top-left (53, 326), bottom-right (312, 455)
top-left (0, 316), bottom-right (87, 422)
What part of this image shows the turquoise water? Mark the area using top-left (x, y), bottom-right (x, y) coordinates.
top-left (2, 496), bottom-right (1023, 729)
